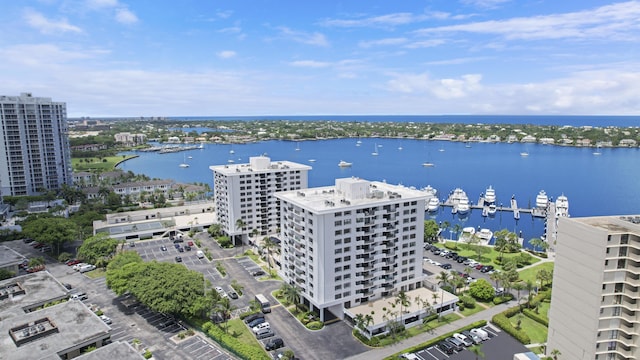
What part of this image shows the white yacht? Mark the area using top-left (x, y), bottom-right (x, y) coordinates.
top-left (338, 160), bottom-right (352, 168)
top-left (460, 227), bottom-right (475, 242)
top-left (427, 197), bottom-right (440, 212)
top-left (179, 155), bottom-right (189, 168)
top-left (520, 152), bottom-right (529, 157)
top-left (422, 162), bottom-right (435, 167)
top-left (555, 194), bottom-right (569, 217)
top-left (450, 188), bottom-right (467, 204)
top-left (457, 195), bottom-right (470, 214)
top-left (308, 159), bottom-right (316, 163)
top-left (488, 204), bottom-right (497, 216)
top-left (477, 228), bottom-right (493, 241)
top-left (484, 186), bottom-right (496, 204)
top-left (536, 190), bottom-right (549, 209)
top-left (372, 144), bottom-right (379, 156)
top-left (422, 185), bottom-right (437, 199)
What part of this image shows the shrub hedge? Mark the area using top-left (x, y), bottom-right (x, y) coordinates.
top-left (352, 328), bottom-right (381, 347)
top-left (201, 321), bottom-right (270, 360)
top-left (523, 308), bottom-right (549, 326)
top-left (306, 321), bottom-right (324, 330)
top-left (493, 293), bottom-right (514, 305)
top-left (491, 306), bottom-right (531, 345)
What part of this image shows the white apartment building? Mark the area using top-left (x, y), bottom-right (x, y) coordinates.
top-left (210, 156), bottom-right (311, 242)
top-left (0, 93), bottom-right (72, 196)
top-left (274, 178), bottom-right (427, 322)
top-left (547, 215), bottom-right (640, 360)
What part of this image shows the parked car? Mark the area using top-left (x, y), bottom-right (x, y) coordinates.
top-left (22, 238), bottom-right (34, 243)
top-left (456, 256), bottom-right (467, 263)
top-left (62, 283), bottom-right (73, 290)
top-left (79, 264), bottom-right (96, 273)
top-left (437, 341), bottom-right (455, 354)
top-left (475, 264), bottom-right (484, 270)
top-left (252, 322), bottom-right (270, 333)
top-left (173, 238), bottom-right (184, 243)
top-left (19, 259), bottom-right (29, 269)
top-left (184, 245), bottom-right (191, 251)
top-left (129, 242), bottom-right (136, 247)
top-left (196, 250), bottom-right (205, 259)
top-left (66, 259), bottom-right (81, 266)
top-left (256, 330), bottom-right (275, 340)
top-left (453, 332), bottom-right (473, 347)
top-left (244, 313), bottom-right (264, 324)
top-left (27, 265), bottom-right (45, 273)
top-left (160, 245), bottom-right (167, 251)
top-left (471, 327), bottom-right (490, 341)
top-left (33, 243), bottom-right (45, 249)
top-left (73, 263), bottom-right (89, 271)
top-left (445, 336), bottom-right (464, 351)
top-left (251, 270), bottom-right (266, 276)
top-left (265, 338), bottom-right (284, 351)
top-left (100, 315), bottom-right (112, 325)
top-left (248, 317), bottom-right (266, 328)
top-left (439, 263), bottom-right (452, 270)
top-left (71, 292), bottom-right (88, 301)
top-left (177, 246), bottom-right (184, 253)
top-left (187, 241), bottom-right (194, 247)
top-left (480, 265), bottom-right (494, 273)
top-left (175, 256), bottom-right (182, 262)
top-left (228, 291), bottom-right (239, 299)
top-left (461, 330), bottom-right (482, 344)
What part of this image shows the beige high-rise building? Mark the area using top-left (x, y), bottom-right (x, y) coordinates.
top-left (547, 215), bottom-right (640, 360)
top-left (0, 93), bottom-right (72, 196)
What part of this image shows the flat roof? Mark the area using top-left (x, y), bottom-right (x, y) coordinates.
top-left (209, 158), bottom-right (311, 175)
top-left (0, 245), bottom-right (25, 267)
top-left (572, 214), bottom-right (640, 234)
top-left (74, 341), bottom-right (144, 360)
top-left (345, 287), bottom-right (458, 327)
top-left (0, 271), bottom-right (69, 314)
top-left (275, 179), bottom-right (427, 214)
top-left (0, 299), bottom-right (111, 360)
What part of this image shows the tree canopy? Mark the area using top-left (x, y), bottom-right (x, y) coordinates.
top-left (21, 217), bottom-right (78, 254)
top-left (468, 278), bottom-right (495, 301)
top-left (106, 254), bottom-right (211, 317)
top-left (423, 220), bottom-right (440, 242)
top-left (77, 233), bottom-right (119, 264)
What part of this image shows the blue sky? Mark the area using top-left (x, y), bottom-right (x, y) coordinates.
top-left (2, 0), bottom-right (640, 116)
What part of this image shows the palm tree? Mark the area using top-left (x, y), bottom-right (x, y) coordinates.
top-left (550, 348), bottom-right (561, 360)
top-left (251, 228), bottom-right (259, 247)
top-left (281, 283), bottom-right (301, 312)
top-left (235, 219), bottom-right (246, 252)
top-left (437, 271), bottom-right (451, 288)
top-left (263, 236), bottom-right (278, 276)
top-left (529, 237), bottom-right (543, 253)
top-left (469, 343), bottom-right (485, 359)
top-left (513, 281), bottom-right (525, 303)
top-left (395, 290), bottom-right (411, 325)
top-left (216, 297), bottom-right (236, 332)
top-left (452, 224), bottom-right (462, 242)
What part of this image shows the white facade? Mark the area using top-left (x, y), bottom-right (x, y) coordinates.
top-left (0, 93), bottom-right (72, 196)
top-left (275, 178), bottom-right (427, 321)
top-left (547, 215), bottom-right (640, 360)
top-left (210, 156), bottom-right (311, 240)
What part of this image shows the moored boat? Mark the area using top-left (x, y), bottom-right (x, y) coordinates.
top-left (338, 160), bottom-right (352, 168)
top-left (477, 228), bottom-right (493, 241)
top-left (484, 185), bottom-right (496, 204)
top-left (427, 197), bottom-right (440, 212)
top-left (536, 190), bottom-right (549, 209)
top-left (488, 204), bottom-right (497, 216)
top-left (556, 194), bottom-right (569, 217)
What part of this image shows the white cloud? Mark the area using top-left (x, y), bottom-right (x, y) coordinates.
top-left (86, 0), bottom-right (119, 8)
top-left (23, 9), bottom-right (82, 34)
top-left (460, 0), bottom-right (511, 9)
top-left (277, 27), bottom-right (329, 47)
top-left (359, 38), bottom-right (408, 48)
top-left (387, 72), bottom-right (483, 99)
top-left (322, 12), bottom-right (426, 28)
top-left (404, 39), bottom-right (446, 49)
top-left (0, 44), bottom-right (108, 66)
top-left (289, 60), bottom-right (331, 68)
top-left (415, 1), bottom-right (640, 41)
top-left (115, 8), bottom-right (138, 24)
top-left (217, 50), bottom-right (236, 59)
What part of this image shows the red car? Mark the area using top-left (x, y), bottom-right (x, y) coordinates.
top-left (187, 241), bottom-right (194, 247)
top-left (475, 264), bottom-right (484, 270)
top-left (27, 265), bottom-right (45, 273)
top-left (66, 259), bottom-right (81, 266)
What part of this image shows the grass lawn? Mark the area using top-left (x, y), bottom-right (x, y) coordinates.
top-left (72, 155), bottom-right (137, 172)
top-left (435, 241), bottom-right (541, 270)
top-left (85, 268), bottom-right (106, 279)
top-left (225, 319), bottom-right (263, 347)
top-left (458, 304), bottom-right (486, 317)
top-left (511, 314), bottom-right (548, 344)
top-left (518, 262), bottom-right (554, 284)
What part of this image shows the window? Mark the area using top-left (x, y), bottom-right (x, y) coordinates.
top-left (335, 239), bottom-right (342, 245)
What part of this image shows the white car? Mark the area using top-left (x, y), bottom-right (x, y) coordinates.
top-left (100, 315), bottom-right (112, 325)
top-left (453, 332), bottom-right (473, 347)
top-left (73, 263), bottom-right (89, 271)
top-left (252, 322), bottom-right (270, 333)
top-left (215, 286), bottom-right (228, 298)
top-left (471, 328), bottom-right (490, 341)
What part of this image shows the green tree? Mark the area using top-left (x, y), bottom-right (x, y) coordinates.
top-left (423, 220), bottom-right (440, 243)
top-left (280, 283), bottom-right (301, 312)
top-left (215, 297), bottom-right (236, 332)
top-left (106, 260), bottom-right (210, 318)
top-left (469, 343), bottom-right (485, 360)
top-left (550, 348), bottom-right (561, 360)
top-left (22, 217), bottom-right (78, 254)
top-left (263, 236), bottom-right (278, 275)
top-left (208, 223), bottom-right (222, 237)
top-left (77, 233), bottom-right (119, 264)
top-left (436, 271), bottom-right (451, 288)
top-left (468, 278), bottom-right (494, 301)
top-left (107, 251), bottom-right (143, 271)
top-left (395, 290), bottom-right (411, 324)
top-left (529, 237), bottom-right (543, 253)
top-left (0, 269), bottom-right (15, 280)
top-left (235, 219), bottom-right (246, 251)
top-left (251, 228), bottom-right (259, 246)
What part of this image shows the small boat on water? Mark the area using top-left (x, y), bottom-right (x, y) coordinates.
top-left (488, 204), bottom-right (497, 216)
top-left (338, 160), bottom-right (352, 168)
top-left (460, 227), bottom-right (475, 241)
top-left (372, 144), bottom-right (379, 156)
top-left (295, 143), bottom-right (301, 151)
top-left (477, 228), bottom-right (493, 241)
top-left (422, 185), bottom-right (437, 198)
top-left (422, 162), bottom-right (435, 167)
top-left (450, 188), bottom-right (467, 204)
top-left (556, 194), bottom-right (569, 217)
top-left (308, 159), bottom-right (316, 163)
top-left (520, 152), bottom-right (529, 157)
top-left (179, 155), bottom-right (189, 168)
top-left (427, 197), bottom-right (440, 212)
top-left (536, 190), bottom-right (549, 209)
top-left (484, 185), bottom-right (496, 204)
top-left (187, 156), bottom-right (193, 159)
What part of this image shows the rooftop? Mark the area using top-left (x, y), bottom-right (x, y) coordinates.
top-left (0, 271), bottom-right (69, 314)
top-left (74, 341), bottom-right (144, 360)
top-left (345, 287), bottom-right (458, 327)
top-left (0, 299), bottom-right (110, 360)
top-left (0, 245), bottom-right (25, 267)
top-left (275, 178), bottom-right (427, 213)
top-left (573, 215), bottom-right (640, 234)
top-left (209, 156), bottom-right (311, 175)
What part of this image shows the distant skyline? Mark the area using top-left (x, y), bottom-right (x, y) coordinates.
top-left (2, 1), bottom-right (640, 117)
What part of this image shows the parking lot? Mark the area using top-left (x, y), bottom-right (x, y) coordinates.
top-left (404, 325), bottom-right (531, 360)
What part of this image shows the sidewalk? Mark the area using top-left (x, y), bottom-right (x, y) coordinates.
top-left (345, 302), bottom-right (513, 360)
